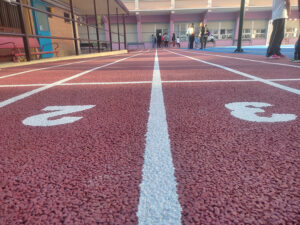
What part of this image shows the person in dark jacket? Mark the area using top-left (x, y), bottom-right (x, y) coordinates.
top-left (172, 33), bottom-right (176, 47)
top-left (157, 33), bottom-right (162, 48)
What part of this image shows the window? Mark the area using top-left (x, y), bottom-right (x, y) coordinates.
top-left (253, 29), bottom-right (265, 38)
top-left (64, 12), bottom-right (70, 23)
top-left (46, 7), bottom-right (53, 18)
top-left (0, 1), bottom-right (20, 29)
top-left (242, 29), bottom-right (251, 39)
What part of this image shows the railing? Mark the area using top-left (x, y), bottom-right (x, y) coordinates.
top-left (0, 0), bottom-right (128, 61)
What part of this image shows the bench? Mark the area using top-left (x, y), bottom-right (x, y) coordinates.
top-left (0, 36), bottom-right (59, 62)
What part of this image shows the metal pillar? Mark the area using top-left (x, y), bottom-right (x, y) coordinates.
top-left (116, 8), bottom-right (120, 50)
top-left (86, 15), bottom-right (91, 53)
top-left (234, 0), bottom-right (245, 53)
top-left (123, 15), bottom-right (127, 49)
top-left (94, 0), bottom-right (101, 52)
top-left (107, 0), bottom-right (112, 50)
top-left (16, 0), bottom-right (31, 61)
top-left (69, 0), bottom-right (79, 55)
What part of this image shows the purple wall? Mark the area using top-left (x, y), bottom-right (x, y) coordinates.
top-left (206, 12), bottom-right (238, 21)
top-left (142, 15), bottom-right (170, 23)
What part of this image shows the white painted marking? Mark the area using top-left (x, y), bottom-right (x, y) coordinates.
top-left (162, 78), bottom-right (300, 83)
top-left (61, 81), bottom-right (152, 86)
top-left (0, 60), bottom-right (90, 79)
top-left (2, 78), bottom-right (300, 88)
top-left (178, 49), bottom-right (300, 69)
top-left (0, 84), bottom-right (47, 87)
top-left (137, 50), bottom-right (182, 225)
top-left (167, 50), bottom-right (300, 96)
top-left (225, 102), bottom-right (297, 122)
top-left (23, 105), bottom-right (95, 127)
top-left (0, 52), bottom-right (145, 108)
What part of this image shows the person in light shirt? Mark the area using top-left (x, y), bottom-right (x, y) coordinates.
top-left (266, 0), bottom-right (291, 59)
top-left (186, 23), bottom-right (195, 49)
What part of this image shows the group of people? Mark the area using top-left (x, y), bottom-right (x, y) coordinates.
top-left (186, 22), bottom-right (215, 50)
top-left (152, 33), bottom-right (181, 48)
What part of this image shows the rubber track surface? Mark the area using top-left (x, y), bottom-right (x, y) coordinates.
top-left (1, 49), bottom-right (300, 224)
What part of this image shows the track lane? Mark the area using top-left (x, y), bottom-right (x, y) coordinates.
top-left (0, 52), bottom-right (137, 79)
top-left (0, 52), bottom-right (144, 85)
top-left (166, 49), bottom-right (300, 96)
top-left (176, 51), bottom-right (300, 79)
top-left (157, 51), bottom-right (250, 81)
top-left (67, 51), bottom-right (154, 83)
top-left (0, 51), bottom-right (146, 108)
top-left (172, 49), bottom-right (300, 80)
top-left (158, 50), bottom-right (300, 224)
top-left (0, 52), bottom-right (155, 224)
top-left (178, 49), bottom-right (300, 68)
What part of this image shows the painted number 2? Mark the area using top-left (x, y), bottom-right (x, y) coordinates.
top-left (225, 102), bottom-right (297, 123)
top-left (23, 105), bottom-right (95, 127)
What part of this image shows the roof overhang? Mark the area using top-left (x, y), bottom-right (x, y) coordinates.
top-left (53, 0), bottom-right (129, 15)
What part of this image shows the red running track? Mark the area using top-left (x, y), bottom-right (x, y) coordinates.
top-left (0, 49), bottom-right (299, 224)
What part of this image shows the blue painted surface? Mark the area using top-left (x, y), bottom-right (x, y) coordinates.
top-left (31, 0), bottom-right (53, 58)
top-left (192, 45), bottom-right (295, 59)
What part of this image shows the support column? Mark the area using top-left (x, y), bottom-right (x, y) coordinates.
top-left (171, 0), bottom-right (175, 9)
top-left (234, 13), bottom-right (240, 41)
top-left (202, 10), bottom-right (208, 24)
top-left (123, 15), bottom-right (127, 49)
top-left (69, 0), bottom-right (79, 55)
top-left (16, 0), bottom-right (31, 61)
top-left (94, 0), bottom-right (101, 52)
top-left (116, 8), bottom-right (120, 50)
top-left (170, 13), bottom-right (174, 39)
top-left (136, 13), bottom-right (142, 43)
top-left (103, 16), bottom-right (110, 48)
top-left (86, 15), bottom-right (91, 53)
top-left (235, 0), bottom-right (246, 52)
top-left (107, 0), bottom-right (112, 50)
top-left (135, 0), bottom-right (139, 10)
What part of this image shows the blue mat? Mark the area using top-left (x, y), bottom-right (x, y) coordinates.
top-left (193, 45), bottom-right (295, 59)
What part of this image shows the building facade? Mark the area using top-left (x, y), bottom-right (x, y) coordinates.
top-left (119, 0), bottom-right (299, 48)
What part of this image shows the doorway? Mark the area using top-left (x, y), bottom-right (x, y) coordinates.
top-left (31, 0), bottom-right (53, 58)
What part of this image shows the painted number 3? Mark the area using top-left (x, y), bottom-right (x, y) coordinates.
top-left (23, 105), bottom-right (95, 127)
top-left (225, 102), bottom-right (297, 123)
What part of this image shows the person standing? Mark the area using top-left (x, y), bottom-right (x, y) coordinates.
top-left (151, 34), bottom-right (156, 49)
top-left (187, 23), bottom-right (195, 49)
top-left (164, 33), bottom-right (169, 47)
top-left (203, 24), bottom-right (209, 49)
top-left (172, 33), bottom-right (176, 47)
top-left (293, 0), bottom-right (300, 61)
top-left (176, 36), bottom-right (181, 48)
top-left (199, 22), bottom-right (205, 49)
top-left (266, 0), bottom-right (291, 59)
top-left (157, 33), bottom-right (162, 48)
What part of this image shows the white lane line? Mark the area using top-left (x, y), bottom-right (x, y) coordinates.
top-left (0, 52), bottom-right (145, 108)
top-left (61, 81), bottom-right (153, 85)
top-left (0, 84), bottom-right (47, 87)
top-left (167, 49), bottom-right (300, 96)
top-left (0, 60), bottom-right (90, 79)
top-left (163, 78), bottom-right (300, 83)
top-left (2, 78), bottom-right (300, 88)
top-left (176, 49), bottom-right (300, 69)
top-left (0, 50), bottom-right (146, 79)
top-left (137, 50), bottom-right (182, 225)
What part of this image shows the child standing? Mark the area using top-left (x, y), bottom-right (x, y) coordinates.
top-left (176, 36), bottom-right (181, 48)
